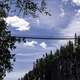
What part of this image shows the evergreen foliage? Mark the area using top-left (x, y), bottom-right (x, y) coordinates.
top-left (21, 37), bottom-right (80, 80)
top-left (0, 6), bottom-right (16, 80)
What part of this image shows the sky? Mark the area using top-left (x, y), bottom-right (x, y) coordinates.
top-left (4, 0), bottom-right (80, 80)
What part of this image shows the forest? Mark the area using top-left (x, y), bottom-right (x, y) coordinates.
top-left (20, 35), bottom-right (80, 80)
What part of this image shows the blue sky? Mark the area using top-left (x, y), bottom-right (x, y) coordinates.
top-left (4, 0), bottom-right (80, 80)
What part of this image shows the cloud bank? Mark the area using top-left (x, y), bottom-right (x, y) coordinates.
top-left (6, 16), bottom-right (30, 31)
top-left (23, 41), bottom-right (38, 47)
top-left (72, 0), bottom-right (80, 6)
top-left (40, 42), bottom-right (47, 49)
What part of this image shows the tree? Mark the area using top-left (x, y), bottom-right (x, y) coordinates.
top-left (21, 36), bottom-right (80, 80)
top-left (0, 0), bottom-right (50, 79)
top-left (16, 0), bottom-right (51, 16)
top-left (1, 0), bottom-right (51, 17)
top-left (0, 8), bottom-right (16, 79)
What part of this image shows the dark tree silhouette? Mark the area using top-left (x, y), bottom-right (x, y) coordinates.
top-left (0, 7), bottom-right (16, 79)
top-left (1, 0), bottom-right (50, 17)
top-left (21, 36), bottom-right (80, 80)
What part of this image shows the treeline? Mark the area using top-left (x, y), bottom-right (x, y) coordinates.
top-left (20, 36), bottom-right (80, 80)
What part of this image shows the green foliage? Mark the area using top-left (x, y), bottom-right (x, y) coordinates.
top-left (0, 3), bottom-right (17, 79)
top-left (16, 0), bottom-right (51, 16)
top-left (21, 38), bottom-right (80, 80)
top-left (0, 0), bottom-right (51, 17)
top-left (0, 0), bottom-right (51, 79)
top-left (0, 6), bottom-right (28, 80)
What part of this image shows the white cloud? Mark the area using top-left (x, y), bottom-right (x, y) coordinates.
top-left (61, 13), bottom-right (80, 37)
top-left (56, 11), bottom-right (80, 48)
top-left (76, 9), bottom-right (80, 16)
top-left (72, 0), bottom-right (80, 6)
top-left (40, 42), bottom-right (47, 49)
top-left (51, 11), bottom-right (80, 50)
top-left (6, 16), bottom-right (30, 31)
top-left (23, 41), bottom-right (38, 47)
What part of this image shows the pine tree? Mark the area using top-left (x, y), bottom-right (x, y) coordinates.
top-left (21, 37), bottom-right (80, 80)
